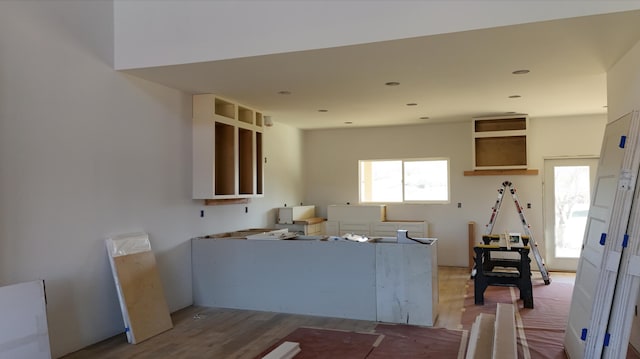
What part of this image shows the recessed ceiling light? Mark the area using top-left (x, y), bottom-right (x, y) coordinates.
top-left (344, 121), bottom-right (353, 125)
top-left (512, 70), bottom-right (530, 75)
top-left (277, 90), bottom-right (291, 95)
top-left (505, 111), bottom-right (517, 114)
top-left (603, 105), bottom-right (608, 108)
top-left (385, 81), bottom-right (400, 86)
top-left (406, 103), bottom-right (417, 106)
top-left (420, 116), bottom-right (430, 120)
top-left (508, 95), bottom-right (521, 99)
top-left (318, 109), bottom-right (328, 112)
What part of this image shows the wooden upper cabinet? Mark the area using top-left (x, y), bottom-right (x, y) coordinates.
top-left (472, 116), bottom-right (529, 170)
top-left (192, 94), bottom-right (264, 199)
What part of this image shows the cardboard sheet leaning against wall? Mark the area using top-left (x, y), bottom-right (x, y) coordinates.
top-left (105, 232), bottom-right (173, 344)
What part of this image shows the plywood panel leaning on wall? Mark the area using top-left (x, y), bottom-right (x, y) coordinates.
top-left (106, 232), bottom-right (173, 344)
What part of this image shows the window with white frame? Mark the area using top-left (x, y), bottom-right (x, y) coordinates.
top-left (359, 158), bottom-right (449, 203)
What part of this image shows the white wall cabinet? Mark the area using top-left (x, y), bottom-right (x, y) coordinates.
top-left (193, 95), bottom-right (264, 199)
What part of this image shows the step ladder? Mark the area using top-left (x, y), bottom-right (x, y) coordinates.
top-left (483, 180), bottom-right (551, 285)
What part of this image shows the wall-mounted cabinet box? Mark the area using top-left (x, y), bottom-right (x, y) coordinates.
top-left (193, 94), bottom-right (264, 199)
top-left (472, 116), bottom-right (529, 170)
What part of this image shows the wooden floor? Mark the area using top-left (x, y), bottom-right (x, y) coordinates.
top-left (59, 267), bottom-right (550, 359)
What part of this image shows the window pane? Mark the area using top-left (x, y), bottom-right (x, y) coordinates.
top-left (554, 166), bottom-right (590, 258)
top-left (360, 160), bottom-right (402, 202)
top-left (360, 158), bottom-right (449, 203)
top-left (404, 160), bottom-right (448, 201)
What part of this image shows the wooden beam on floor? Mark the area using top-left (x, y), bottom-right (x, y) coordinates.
top-left (262, 341), bottom-right (300, 359)
top-left (493, 303), bottom-right (517, 359)
top-left (465, 313), bottom-right (494, 359)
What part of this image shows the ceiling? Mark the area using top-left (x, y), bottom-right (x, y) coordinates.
top-left (124, 10), bottom-right (640, 130)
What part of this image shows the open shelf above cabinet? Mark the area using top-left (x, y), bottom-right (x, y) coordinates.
top-left (193, 94), bottom-right (264, 200)
top-left (472, 115), bottom-right (529, 170)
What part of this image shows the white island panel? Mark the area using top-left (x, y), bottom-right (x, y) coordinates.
top-left (191, 236), bottom-right (438, 326)
top-left (192, 239), bottom-right (377, 320)
top-left (375, 242), bottom-right (438, 326)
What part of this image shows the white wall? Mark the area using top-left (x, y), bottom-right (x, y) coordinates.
top-left (608, 41), bottom-right (640, 122)
top-left (607, 38), bottom-right (640, 354)
top-left (303, 114), bottom-right (606, 267)
top-left (0, 1), bottom-right (304, 357)
top-left (113, 0), bottom-right (640, 69)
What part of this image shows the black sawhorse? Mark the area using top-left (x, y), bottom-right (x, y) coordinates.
top-left (473, 245), bottom-right (534, 309)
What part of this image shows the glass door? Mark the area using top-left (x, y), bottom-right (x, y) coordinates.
top-left (543, 157), bottom-right (598, 271)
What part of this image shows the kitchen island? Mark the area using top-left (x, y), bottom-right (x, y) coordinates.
top-left (191, 233), bottom-right (438, 326)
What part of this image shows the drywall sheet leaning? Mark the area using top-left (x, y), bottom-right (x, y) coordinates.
top-left (0, 280), bottom-right (51, 359)
top-left (106, 232), bottom-right (173, 344)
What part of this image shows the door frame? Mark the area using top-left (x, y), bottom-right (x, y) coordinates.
top-left (543, 156), bottom-right (599, 271)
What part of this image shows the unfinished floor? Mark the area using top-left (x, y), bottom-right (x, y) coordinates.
top-left (61, 267), bottom-right (572, 359)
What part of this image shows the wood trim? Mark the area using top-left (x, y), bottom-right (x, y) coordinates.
top-left (466, 313), bottom-right (496, 359)
top-left (468, 221), bottom-right (476, 269)
top-left (493, 303), bottom-right (517, 359)
top-left (262, 341), bottom-right (301, 359)
top-left (463, 169), bottom-right (538, 176)
top-left (204, 198), bottom-right (250, 205)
